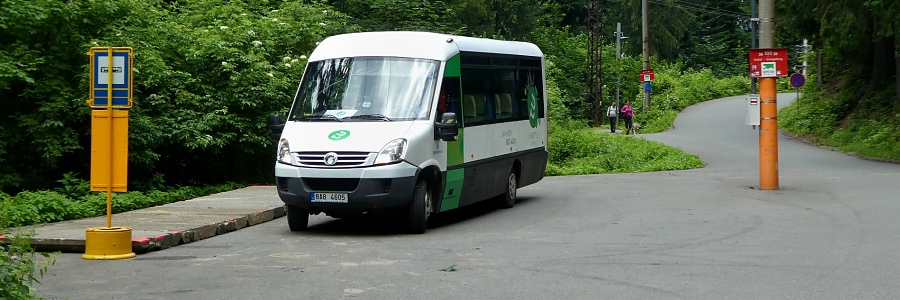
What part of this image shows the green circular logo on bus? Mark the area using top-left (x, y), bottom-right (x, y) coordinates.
top-left (328, 130), bottom-right (350, 141)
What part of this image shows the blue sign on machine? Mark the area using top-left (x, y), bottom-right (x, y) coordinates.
top-left (90, 49), bottom-right (132, 107)
top-left (790, 73), bottom-right (805, 88)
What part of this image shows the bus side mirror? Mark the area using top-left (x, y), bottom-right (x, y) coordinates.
top-left (434, 112), bottom-right (459, 142)
top-left (268, 113), bottom-right (284, 143)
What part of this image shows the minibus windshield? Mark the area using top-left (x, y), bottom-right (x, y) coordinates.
top-left (289, 57), bottom-right (439, 122)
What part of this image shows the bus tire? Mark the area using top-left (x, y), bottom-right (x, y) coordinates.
top-left (287, 204), bottom-right (309, 231)
top-left (498, 170), bottom-right (517, 208)
top-left (406, 179), bottom-right (431, 234)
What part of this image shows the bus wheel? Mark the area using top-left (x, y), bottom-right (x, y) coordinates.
top-left (287, 205), bottom-right (309, 231)
top-left (498, 170), bottom-right (517, 208)
top-left (406, 179), bottom-right (431, 234)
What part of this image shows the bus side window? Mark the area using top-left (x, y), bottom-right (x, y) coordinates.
top-left (515, 69), bottom-right (544, 120)
top-left (441, 77), bottom-right (461, 126)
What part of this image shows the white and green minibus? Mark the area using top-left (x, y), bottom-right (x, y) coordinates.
top-left (269, 31), bottom-right (548, 233)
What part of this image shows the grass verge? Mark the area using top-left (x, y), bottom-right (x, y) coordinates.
top-left (779, 88), bottom-right (900, 162)
top-left (548, 120), bottom-right (706, 176)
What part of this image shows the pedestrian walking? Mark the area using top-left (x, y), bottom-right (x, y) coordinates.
top-left (606, 102), bottom-right (618, 133)
top-left (621, 100), bottom-right (634, 135)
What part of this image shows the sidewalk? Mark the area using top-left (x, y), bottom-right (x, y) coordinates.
top-left (18, 186), bottom-right (285, 254)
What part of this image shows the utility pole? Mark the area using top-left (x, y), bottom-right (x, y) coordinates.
top-left (758, 0), bottom-right (778, 190)
top-left (615, 22), bottom-right (627, 105)
top-left (750, 0), bottom-right (757, 94)
top-left (641, 0), bottom-right (650, 111)
top-left (587, 0), bottom-right (604, 126)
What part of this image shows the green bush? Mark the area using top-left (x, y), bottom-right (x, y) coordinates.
top-left (547, 120), bottom-right (705, 176)
top-left (1, 183), bottom-right (245, 228)
top-left (0, 0), bottom-right (350, 193)
top-left (628, 65), bottom-right (750, 134)
top-left (780, 83), bottom-right (900, 161)
top-left (0, 231), bottom-right (56, 300)
top-left (54, 172), bottom-right (91, 201)
top-left (1, 206), bottom-right (57, 300)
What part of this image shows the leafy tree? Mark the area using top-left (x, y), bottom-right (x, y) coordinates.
top-left (0, 0), bottom-right (351, 192)
top-left (327, 0), bottom-right (457, 34)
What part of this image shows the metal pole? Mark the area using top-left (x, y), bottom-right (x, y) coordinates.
top-left (641, 0), bottom-right (650, 111)
top-left (759, 0), bottom-right (778, 190)
top-left (750, 0), bottom-right (757, 94)
top-left (587, 0), bottom-right (604, 127)
top-left (106, 48), bottom-right (114, 228)
top-left (616, 22), bottom-right (622, 105)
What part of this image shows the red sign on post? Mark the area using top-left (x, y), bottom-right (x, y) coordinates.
top-left (749, 48), bottom-right (789, 78)
top-left (639, 69), bottom-right (655, 82)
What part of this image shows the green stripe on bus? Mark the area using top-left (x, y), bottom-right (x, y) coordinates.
top-left (440, 168), bottom-right (465, 211)
top-left (447, 129), bottom-right (464, 166)
top-left (444, 54), bottom-right (461, 77)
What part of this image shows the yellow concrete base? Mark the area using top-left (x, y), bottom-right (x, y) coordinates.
top-left (82, 227), bottom-right (136, 260)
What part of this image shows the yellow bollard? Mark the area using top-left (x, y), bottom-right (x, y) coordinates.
top-left (82, 227), bottom-right (136, 260)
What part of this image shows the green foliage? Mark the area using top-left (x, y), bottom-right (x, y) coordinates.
top-left (0, 183), bottom-right (245, 228)
top-left (0, 0), bottom-right (349, 193)
top-left (531, 26), bottom-right (589, 116)
top-left (545, 74), bottom-right (570, 122)
top-left (781, 86), bottom-right (900, 161)
top-left (0, 232), bottom-right (56, 300)
top-left (631, 110), bottom-right (678, 133)
top-left (54, 172), bottom-right (90, 201)
top-left (547, 119), bottom-right (705, 176)
top-left (775, 0), bottom-right (900, 162)
top-left (627, 64), bottom-right (749, 133)
top-left (1, 204), bottom-right (57, 300)
top-left (329, 0), bottom-right (457, 34)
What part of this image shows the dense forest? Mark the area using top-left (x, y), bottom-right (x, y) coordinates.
top-left (0, 0), bottom-right (897, 194)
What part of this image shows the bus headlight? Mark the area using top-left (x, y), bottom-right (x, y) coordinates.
top-left (277, 138), bottom-right (293, 165)
top-left (374, 138), bottom-right (407, 165)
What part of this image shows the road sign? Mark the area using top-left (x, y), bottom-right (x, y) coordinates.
top-left (639, 69), bottom-right (655, 81)
top-left (790, 73), bottom-right (805, 88)
top-left (749, 48), bottom-right (789, 78)
top-left (644, 82), bottom-right (651, 93)
top-left (89, 47), bottom-right (133, 108)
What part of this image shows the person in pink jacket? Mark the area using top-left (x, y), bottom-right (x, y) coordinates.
top-left (620, 100), bottom-right (634, 135)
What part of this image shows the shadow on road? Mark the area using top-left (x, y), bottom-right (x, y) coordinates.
top-left (292, 196), bottom-right (537, 236)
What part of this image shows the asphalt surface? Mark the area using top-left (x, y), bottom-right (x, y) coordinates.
top-left (36, 93), bottom-right (900, 299)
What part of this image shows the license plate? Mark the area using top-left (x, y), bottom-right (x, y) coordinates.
top-left (310, 192), bottom-right (348, 203)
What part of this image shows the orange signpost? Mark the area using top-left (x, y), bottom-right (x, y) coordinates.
top-left (83, 47), bottom-right (135, 260)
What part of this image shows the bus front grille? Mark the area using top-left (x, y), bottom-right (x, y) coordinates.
top-left (295, 151), bottom-right (371, 167)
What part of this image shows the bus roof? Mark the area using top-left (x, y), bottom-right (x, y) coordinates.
top-left (307, 31), bottom-right (543, 62)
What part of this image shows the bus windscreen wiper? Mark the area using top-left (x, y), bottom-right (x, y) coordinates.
top-left (346, 114), bottom-right (393, 121)
top-left (301, 115), bottom-right (343, 122)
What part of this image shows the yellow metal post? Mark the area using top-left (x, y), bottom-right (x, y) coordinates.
top-left (106, 48), bottom-right (113, 228)
top-left (83, 47), bottom-right (135, 260)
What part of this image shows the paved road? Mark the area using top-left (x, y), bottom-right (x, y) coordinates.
top-left (39, 94), bottom-right (900, 299)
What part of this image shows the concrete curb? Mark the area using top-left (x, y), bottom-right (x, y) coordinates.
top-left (26, 205), bottom-right (285, 254)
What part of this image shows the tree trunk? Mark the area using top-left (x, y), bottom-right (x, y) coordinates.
top-left (870, 16), bottom-right (892, 91)
top-left (895, 22), bottom-right (899, 106)
top-left (817, 50), bottom-right (823, 92)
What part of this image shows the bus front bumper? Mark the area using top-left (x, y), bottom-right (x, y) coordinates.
top-left (274, 161), bottom-right (420, 216)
